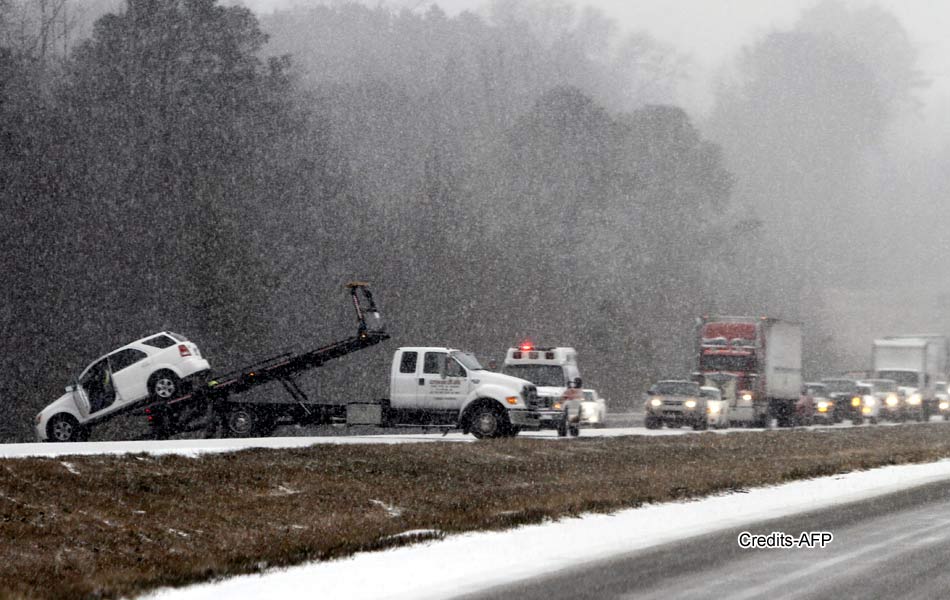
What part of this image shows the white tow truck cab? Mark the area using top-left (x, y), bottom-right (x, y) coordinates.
top-left (501, 343), bottom-right (583, 436)
top-left (358, 347), bottom-right (541, 438)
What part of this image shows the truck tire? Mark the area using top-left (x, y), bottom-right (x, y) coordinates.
top-left (224, 406), bottom-right (259, 438)
top-left (569, 424), bottom-right (580, 437)
top-left (693, 420), bottom-right (708, 431)
top-left (469, 405), bottom-right (508, 439)
top-left (645, 416), bottom-right (661, 430)
top-left (47, 414), bottom-right (82, 442)
top-left (557, 418), bottom-right (568, 437)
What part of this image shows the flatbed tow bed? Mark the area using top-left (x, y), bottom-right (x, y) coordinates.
top-left (144, 283), bottom-right (390, 438)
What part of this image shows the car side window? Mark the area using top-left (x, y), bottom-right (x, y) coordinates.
top-left (423, 352), bottom-right (446, 375)
top-left (445, 358), bottom-right (466, 378)
top-left (399, 351), bottom-right (418, 374)
top-left (110, 348), bottom-right (148, 372)
top-left (141, 334), bottom-right (176, 349)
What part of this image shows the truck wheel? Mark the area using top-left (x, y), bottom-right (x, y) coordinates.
top-left (693, 420), bottom-right (708, 431)
top-left (645, 416), bottom-right (661, 430)
top-left (556, 419), bottom-right (568, 437)
top-left (149, 371), bottom-right (181, 400)
top-left (569, 424), bottom-right (580, 437)
top-left (47, 414), bottom-right (81, 442)
top-left (470, 405), bottom-right (507, 439)
top-left (225, 406), bottom-right (258, 437)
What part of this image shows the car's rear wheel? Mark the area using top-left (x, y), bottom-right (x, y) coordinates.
top-left (47, 414), bottom-right (81, 442)
top-left (149, 371), bottom-right (181, 400)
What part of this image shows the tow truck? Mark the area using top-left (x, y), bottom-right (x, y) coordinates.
top-left (143, 283), bottom-right (541, 439)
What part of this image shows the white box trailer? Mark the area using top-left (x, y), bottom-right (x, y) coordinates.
top-left (873, 335), bottom-right (949, 416)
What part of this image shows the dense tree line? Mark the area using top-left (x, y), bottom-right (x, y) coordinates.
top-left (3, 0), bottom-right (738, 440)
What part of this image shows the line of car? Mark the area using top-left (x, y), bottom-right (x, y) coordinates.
top-left (643, 376), bottom-right (950, 430)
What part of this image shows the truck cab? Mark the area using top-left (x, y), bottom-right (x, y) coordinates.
top-left (388, 347), bottom-right (541, 438)
top-left (501, 344), bottom-right (582, 434)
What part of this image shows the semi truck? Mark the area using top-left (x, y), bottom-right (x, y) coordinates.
top-left (694, 316), bottom-right (802, 427)
top-left (872, 335), bottom-right (949, 420)
top-left (142, 283), bottom-right (542, 440)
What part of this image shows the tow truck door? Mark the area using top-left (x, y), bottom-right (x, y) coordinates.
top-left (419, 351), bottom-right (468, 411)
top-left (390, 350), bottom-right (420, 409)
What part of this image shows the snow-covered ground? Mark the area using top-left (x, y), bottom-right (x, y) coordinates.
top-left (144, 458), bottom-right (950, 600)
top-left (0, 419), bottom-right (915, 459)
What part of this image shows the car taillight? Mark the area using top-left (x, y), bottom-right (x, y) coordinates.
top-left (178, 344), bottom-right (192, 357)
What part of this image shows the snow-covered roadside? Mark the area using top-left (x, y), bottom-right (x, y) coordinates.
top-left (3, 419), bottom-right (895, 459)
top-left (145, 458), bottom-right (950, 600)
top-left (0, 426), bottom-right (716, 459)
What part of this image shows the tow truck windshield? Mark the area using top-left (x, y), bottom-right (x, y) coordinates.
top-left (451, 351), bottom-right (484, 371)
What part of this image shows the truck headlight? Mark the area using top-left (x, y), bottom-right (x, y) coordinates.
top-left (817, 401), bottom-right (829, 412)
top-left (685, 399), bottom-right (697, 409)
top-left (940, 401), bottom-right (949, 411)
top-left (851, 396), bottom-right (861, 407)
top-left (886, 395), bottom-right (899, 407)
top-left (741, 392), bottom-right (753, 401)
top-left (650, 398), bottom-right (662, 407)
top-left (908, 394), bottom-right (921, 406)
top-left (553, 402), bottom-right (562, 410)
top-left (707, 404), bottom-right (720, 414)
top-left (864, 397), bottom-right (875, 406)
top-left (862, 406), bottom-right (872, 415)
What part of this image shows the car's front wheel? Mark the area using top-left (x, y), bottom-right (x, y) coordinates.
top-left (47, 414), bottom-right (82, 442)
top-left (149, 371), bottom-right (181, 401)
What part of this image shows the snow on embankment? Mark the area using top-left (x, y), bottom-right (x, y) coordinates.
top-left (147, 459), bottom-right (950, 600)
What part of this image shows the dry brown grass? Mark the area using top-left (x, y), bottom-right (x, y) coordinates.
top-left (5, 424), bottom-right (950, 598)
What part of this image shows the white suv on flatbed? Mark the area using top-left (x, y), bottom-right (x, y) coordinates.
top-left (36, 332), bottom-right (210, 442)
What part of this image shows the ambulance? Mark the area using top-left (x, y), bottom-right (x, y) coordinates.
top-left (502, 343), bottom-right (583, 436)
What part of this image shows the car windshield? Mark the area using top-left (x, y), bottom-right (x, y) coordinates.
top-left (876, 371), bottom-right (918, 387)
top-left (583, 391), bottom-right (594, 401)
top-left (699, 354), bottom-right (756, 372)
top-left (803, 385), bottom-right (826, 395)
top-left (653, 381), bottom-right (700, 396)
top-left (822, 379), bottom-right (856, 393)
top-left (936, 383), bottom-right (948, 393)
top-left (502, 364), bottom-right (565, 387)
top-left (700, 388), bottom-right (720, 399)
top-left (451, 351), bottom-right (484, 371)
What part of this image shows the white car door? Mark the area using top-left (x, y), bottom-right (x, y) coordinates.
top-left (108, 348), bottom-right (151, 405)
top-left (77, 356), bottom-right (117, 416)
top-left (390, 350), bottom-right (420, 409)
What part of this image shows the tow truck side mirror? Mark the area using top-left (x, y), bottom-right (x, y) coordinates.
top-left (572, 377), bottom-right (582, 389)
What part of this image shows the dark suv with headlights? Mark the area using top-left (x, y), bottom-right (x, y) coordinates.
top-left (644, 380), bottom-right (705, 430)
top-left (821, 378), bottom-right (863, 424)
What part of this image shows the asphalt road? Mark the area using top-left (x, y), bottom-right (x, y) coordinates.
top-left (462, 479), bottom-right (950, 600)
